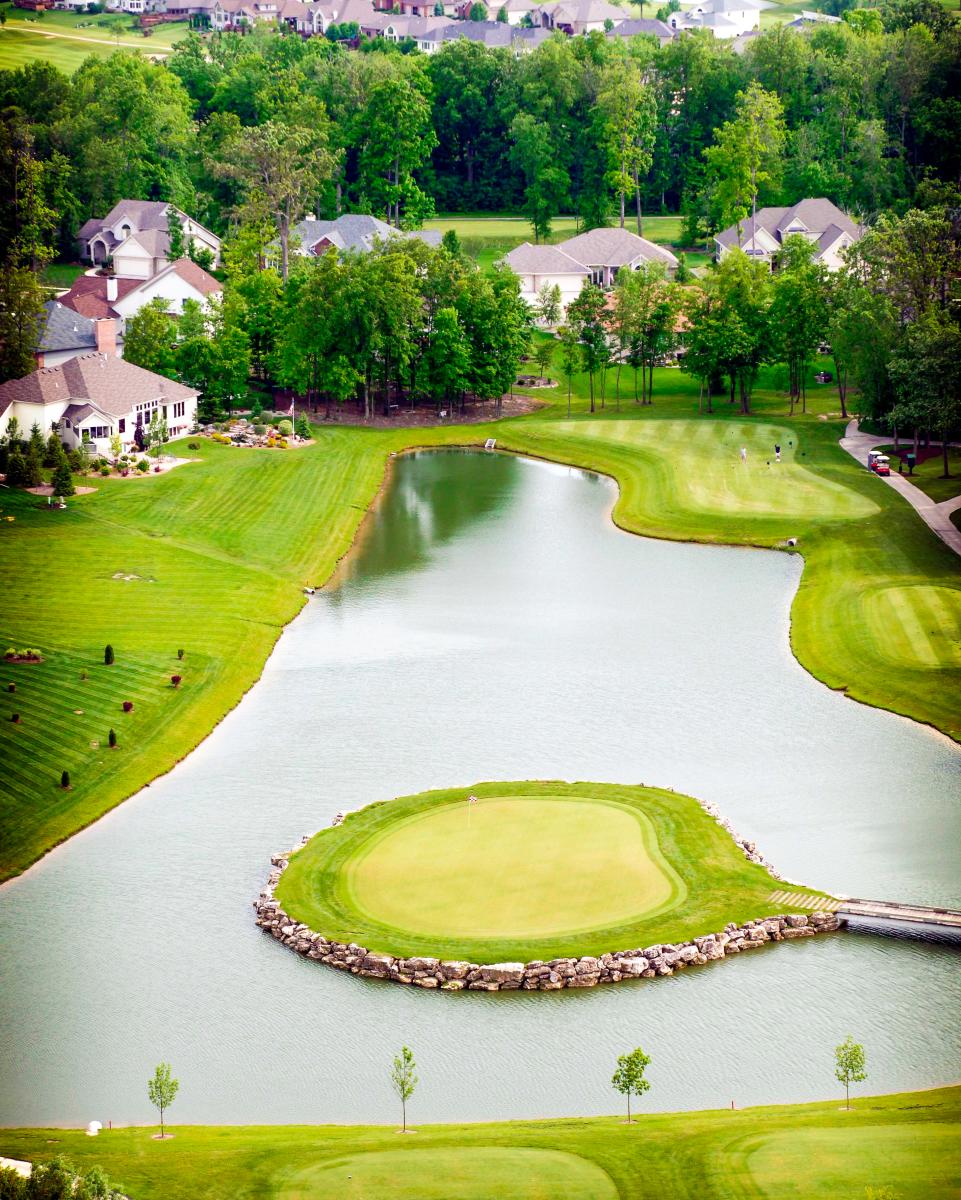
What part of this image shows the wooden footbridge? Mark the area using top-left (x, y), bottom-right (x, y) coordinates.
top-left (769, 890), bottom-right (961, 937)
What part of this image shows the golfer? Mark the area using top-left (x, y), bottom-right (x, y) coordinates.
top-left (775, 443), bottom-right (781, 462)
top-left (740, 447), bottom-right (747, 464)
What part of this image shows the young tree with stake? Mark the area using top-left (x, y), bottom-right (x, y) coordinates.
top-left (834, 1037), bottom-right (866, 1110)
top-left (148, 1062), bottom-right (180, 1138)
top-left (390, 1046), bottom-right (418, 1133)
top-left (612, 1046), bottom-right (651, 1123)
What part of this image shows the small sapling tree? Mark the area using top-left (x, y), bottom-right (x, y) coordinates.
top-left (108, 728), bottom-right (117, 748)
top-left (390, 1046), bottom-right (418, 1133)
top-left (51, 460), bottom-right (75, 498)
top-left (148, 1062), bottom-right (180, 1138)
top-left (60, 770), bottom-right (70, 789)
top-left (835, 1036), bottom-right (867, 1110)
top-left (104, 644), bottom-right (114, 665)
top-left (612, 1046), bottom-right (651, 1123)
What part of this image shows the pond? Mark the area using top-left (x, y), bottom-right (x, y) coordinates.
top-left (0, 449), bottom-right (958, 1126)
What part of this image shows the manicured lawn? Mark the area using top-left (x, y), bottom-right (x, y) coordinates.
top-left (0, 26), bottom-right (111, 72)
top-left (0, 8), bottom-right (187, 70)
top-left (876, 443), bottom-right (961, 504)
top-left (2, 364), bottom-right (960, 881)
top-left (41, 261), bottom-right (85, 289)
top-left (274, 781), bottom-right (827, 962)
top-left (1, 1088), bottom-right (958, 1200)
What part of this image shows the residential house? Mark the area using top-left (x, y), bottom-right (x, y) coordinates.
top-left (607, 16), bottom-right (674, 44)
top-left (714, 198), bottom-right (864, 270)
top-left (58, 258), bottom-right (223, 321)
top-left (35, 303), bottom-right (124, 369)
top-left (532, 0), bottom-right (626, 34)
top-left (670, 0), bottom-right (772, 38)
top-left (0, 353), bottom-right (198, 459)
top-left (503, 227), bottom-right (678, 314)
top-left (211, 0), bottom-right (309, 27)
top-left (419, 18), bottom-right (551, 50)
top-left (487, 0), bottom-right (539, 23)
top-left (284, 214), bottom-right (442, 261)
top-left (786, 8), bottom-right (841, 27)
top-left (77, 199), bottom-right (221, 271)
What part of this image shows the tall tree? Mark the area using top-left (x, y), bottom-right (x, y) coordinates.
top-left (770, 236), bottom-right (829, 415)
top-left (358, 71), bottom-right (437, 229)
top-left (216, 115), bottom-right (337, 282)
top-left (0, 266), bottom-right (44, 384)
top-left (123, 299), bottom-right (178, 380)
top-left (509, 113), bottom-right (570, 244)
top-left (566, 281), bottom-right (607, 414)
top-left (710, 250), bottom-right (773, 415)
top-left (704, 82), bottom-right (786, 246)
top-left (597, 63), bottom-right (656, 233)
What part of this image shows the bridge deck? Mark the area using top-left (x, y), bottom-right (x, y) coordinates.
top-left (837, 898), bottom-right (961, 929)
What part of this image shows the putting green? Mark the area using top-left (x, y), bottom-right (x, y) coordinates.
top-left (553, 420), bottom-right (878, 520)
top-left (346, 796), bottom-right (677, 940)
top-left (274, 782), bottom-right (831, 962)
top-left (276, 1147), bottom-right (618, 1200)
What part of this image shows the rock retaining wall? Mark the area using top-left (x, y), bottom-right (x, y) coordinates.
top-left (252, 818), bottom-right (840, 993)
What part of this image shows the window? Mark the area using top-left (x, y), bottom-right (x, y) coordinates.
top-left (173, 402), bottom-right (185, 419)
top-left (87, 426), bottom-right (110, 440)
top-left (118, 419), bottom-right (126, 433)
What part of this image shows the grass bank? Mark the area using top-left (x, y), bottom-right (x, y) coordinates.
top-left (2, 1087), bottom-right (959, 1200)
top-left (275, 781), bottom-right (828, 961)
top-left (2, 367), bottom-right (959, 881)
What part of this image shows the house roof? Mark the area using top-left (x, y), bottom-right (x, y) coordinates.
top-left (560, 227), bottom-right (679, 269)
top-left (290, 214), bottom-right (442, 255)
top-left (120, 228), bottom-right (171, 259)
top-left (77, 218), bottom-right (102, 240)
top-left (100, 199), bottom-right (171, 233)
top-left (502, 242), bottom-right (589, 275)
top-left (62, 402), bottom-right (101, 424)
top-left (57, 259), bottom-right (221, 319)
top-left (58, 275), bottom-right (142, 320)
top-left (0, 353), bottom-right (197, 417)
top-left (715, 199), bottom-right (862, 254)
top-left (541, 0), bottom-right (625, 23)
top-left (431, 18), bottom-right (514, 44)
top-left (609, 17), bottom-right (674, 37)
top-left (38, 301), bottom-right (98, 354)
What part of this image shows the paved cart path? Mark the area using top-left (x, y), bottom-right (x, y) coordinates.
top-left (840, 420), bottom-right (961, 559)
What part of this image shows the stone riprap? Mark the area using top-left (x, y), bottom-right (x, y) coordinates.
top-left (253, 825), bottom-right (840, 993)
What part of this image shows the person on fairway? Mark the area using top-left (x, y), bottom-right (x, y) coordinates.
top-left (775, 443), bottom-right (781, 462)
top-left (740, 447), bottom-right (747, 464)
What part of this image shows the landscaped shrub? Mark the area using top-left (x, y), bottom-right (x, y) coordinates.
top-left (122, 701), bottom-right (133, 713)
top-left (171, 674), bottom-right (182, 687)
top-left (177, 649), bottom-right (184, 660)
top-left (61, 770), bottom-right (70, 789)
top-left (136, 460), bottom-right (149, 473)
top-left (295, 414), bottom-right (311, 439)
top-left (253, 424), bottom-right (266, 436)
top-left (51, 460), bottom-right (75, 498)
top-left (5, 647), bottom-right (42, 662)
top-left (104, 644), bottom-right (114, 665)
top-left (7, 683), bottom-right (15, 693)
top-left (108, 729), bottom-right (117, 748)
top-left (99, 465), bottom-right (111, 477)
top-left (187, 442), bottom-right (200, 450)
top-left (277, 419), bottom-right (293, 437)
top-left (11, 712), bottom-right (20, 723)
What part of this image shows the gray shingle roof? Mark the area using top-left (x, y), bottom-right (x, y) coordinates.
top-left (122, 228), bottom-right (171, 258)
top-left (38, 302), bottom-right (98, 354)
top-left (716, 199), bottom-right (862, 256)
top-left (559, 227), bottom-right (679, 268)
top-left (0, 353), bottom-right (198, 417)
top-left (502, 243), bottom-right (590, 275)
top-left (609, 17), bottom-right (674, 37)
top-left (100, 199), bottom-right (171, 233)
top-left (290, 214), bottom-right (441, 255)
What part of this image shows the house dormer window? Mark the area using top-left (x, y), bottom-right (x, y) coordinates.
top-left (120, 224), bottom-right (131, 238)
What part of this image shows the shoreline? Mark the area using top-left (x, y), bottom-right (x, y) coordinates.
top-left (3, 423), bottom-right (958, 885)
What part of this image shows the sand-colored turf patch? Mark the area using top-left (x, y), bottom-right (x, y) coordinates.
top-left (345, 796), bottom-right (677, 940)
top-left (861, 585), bottom-right (961, 669)
top-left (276, 1147), bottom-right (618, 1200)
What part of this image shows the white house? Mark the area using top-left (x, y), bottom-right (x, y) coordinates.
top-left (282, 213), bottom-right (442, 263)
top-left (714, 198), bottom-right (864, 270)
top-left (671, 0), bottom-right (772, 38)
top-left (502, 243), bottom-right (590, 312)
top-left (0, 353), bottom-right (199, 460)
top-left (504, 228), bottom-right (679, 317)
top-left (58, 258), bottom-right (223, 324)
top-left (531, 0), bottom-right (626, 33)
top-left (77, 200), bottom-right (221, 272)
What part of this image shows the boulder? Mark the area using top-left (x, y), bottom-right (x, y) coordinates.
top-left (439, 961), bottom-right (471, 980)
top-left (360, 952), bottom-right (394, 978)
top-left (617, 957), bottom-right (649, 977)
top-left (400, 956), bottom-right (440, 974)
top-left (477, 962), bottom-right (525, 985)
top-left (786, 914), bottom-right (808, 928)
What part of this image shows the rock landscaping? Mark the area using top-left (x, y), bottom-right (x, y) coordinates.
top-left (201, 417), bottom-right (312, 450)
top-left (253, 803), bottom-right (841, 993)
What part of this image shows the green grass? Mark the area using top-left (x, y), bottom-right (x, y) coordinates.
top-left (274, 781), bottom-right (827, 962)
top-left (41, 261), bottom-right (85, 289)
top-left (0, 8), bottom-right (187, 71)
top-left (1, 1088), bottom-right (958, 1200)
top-left (876, 444), bottom-right (961, 504)
top-left (2, 360), bottom-right (960, 881)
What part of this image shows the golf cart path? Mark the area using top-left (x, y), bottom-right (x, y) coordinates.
top-left (840, 420), bottom-right (961, 559)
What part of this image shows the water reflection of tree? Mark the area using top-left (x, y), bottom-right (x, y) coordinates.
top-left (327, 450), bottom-right (521, 602)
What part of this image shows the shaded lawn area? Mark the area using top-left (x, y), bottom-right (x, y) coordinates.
top-left (2, 363), bottom-right (959, 881)
top-left (41, 261), bottom-right (86, 289)
top-left (1, 1088), bottom-right (958, 1200)
top-left (877, 443), bottom-right (961, 504)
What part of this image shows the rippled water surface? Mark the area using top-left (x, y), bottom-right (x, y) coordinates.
top-left (1, 449), bottom-right (958, 1126)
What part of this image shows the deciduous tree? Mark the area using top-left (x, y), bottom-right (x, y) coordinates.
top-left (612, 1046), bottom-right (651, 1123)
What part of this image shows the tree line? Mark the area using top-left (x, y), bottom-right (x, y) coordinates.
top-left (0, 0), bottom-right (957, 262)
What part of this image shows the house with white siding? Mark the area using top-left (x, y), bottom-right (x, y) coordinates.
top-left (714, 198), bottom-right (864, 270)
top-left (77, 200), bottom-right (220, 271)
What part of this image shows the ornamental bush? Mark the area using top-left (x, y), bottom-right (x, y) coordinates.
top-left (104, 644), bottom-right (114, 665)
top-left (171, 674), bottom-right (182, 687)
top-left (108, 728), bottom-right (117, 748)
top-left (277, 419), bottom-right (293, 437)
top-left (60, 770), bottom-right (70, 789)
top-left (122, 701), bottom-right (133, 712)
top-left (136, 459), bottom-right (149, 473)
top-left (51, 461), bottom-right (75, 498)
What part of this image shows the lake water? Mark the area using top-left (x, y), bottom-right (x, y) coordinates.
top-left (1, 449), bottom-right (958, 1127)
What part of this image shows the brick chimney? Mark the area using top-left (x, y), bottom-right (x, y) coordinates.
top-left (106, 276), bottom-right (118, 303)
top-left (95, 318), bottom-right (117, 357)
